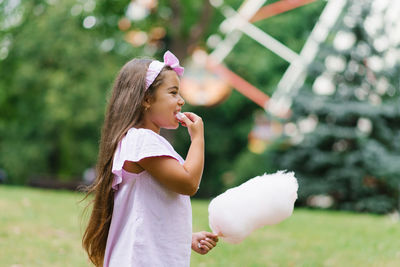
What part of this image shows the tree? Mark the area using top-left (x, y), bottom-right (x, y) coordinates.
top-left (0, 0), bottom-right (127, 183)
top-left (272, 0), bottom-right (400, 213)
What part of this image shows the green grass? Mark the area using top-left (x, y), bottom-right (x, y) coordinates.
top-left (1, 185), bottom-right (400, 266)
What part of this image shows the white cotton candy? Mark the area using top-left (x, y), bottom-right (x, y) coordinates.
top-left (175, 112), bottom-right (185, 120)
top-left (208, 171), bottom-right (298, 244)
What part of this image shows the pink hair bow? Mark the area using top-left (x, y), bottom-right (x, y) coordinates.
top-left (145, 50), bottom-right (184, 90)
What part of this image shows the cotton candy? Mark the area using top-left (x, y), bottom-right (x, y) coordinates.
top-left (208, 171), bottom-right (298, 244)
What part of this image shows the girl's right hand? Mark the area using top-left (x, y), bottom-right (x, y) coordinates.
top-left (178, 112), bottom-right (204, 141)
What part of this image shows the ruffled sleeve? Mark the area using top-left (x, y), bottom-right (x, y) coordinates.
top-left (111, 128), bottom-right (184, 190)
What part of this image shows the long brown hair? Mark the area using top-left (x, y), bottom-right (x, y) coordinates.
top-left (81, 58), bottom-right (172, 266)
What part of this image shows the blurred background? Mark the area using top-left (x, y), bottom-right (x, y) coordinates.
top-left (1, 0), bottom-right (400, 216)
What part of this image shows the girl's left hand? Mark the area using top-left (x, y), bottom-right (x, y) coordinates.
top-left (191, 231), bottom-right (219, 255)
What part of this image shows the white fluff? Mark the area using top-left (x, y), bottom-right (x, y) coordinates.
top-left (175, 112), bottom-right (186, 120)
top-left (208, 171), bottom-right (298, 244)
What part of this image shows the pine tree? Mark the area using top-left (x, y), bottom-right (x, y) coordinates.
top-left (274, 0), bottom-right (400, 213)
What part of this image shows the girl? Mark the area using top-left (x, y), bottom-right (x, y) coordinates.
top-left (82, 51), bottom-right (218, 267)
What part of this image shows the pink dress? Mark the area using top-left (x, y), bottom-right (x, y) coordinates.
top-left (103, 128), bottom-right (192, 267)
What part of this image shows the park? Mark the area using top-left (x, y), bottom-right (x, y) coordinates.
top-left (1, 0), bottom-right (400, 266)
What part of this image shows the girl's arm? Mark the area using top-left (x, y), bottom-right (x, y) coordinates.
top-left (138, 112), bottom-right (204, 196)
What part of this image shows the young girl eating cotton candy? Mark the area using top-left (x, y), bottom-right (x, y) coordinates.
top-left (82, 51), bottom-right (218, 267)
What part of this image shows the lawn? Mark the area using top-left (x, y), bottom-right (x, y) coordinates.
top-left (1, 185), bottom-right (399, 266)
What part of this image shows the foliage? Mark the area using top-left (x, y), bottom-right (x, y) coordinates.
top-left (1, 185), bottom-right (400, 266)
top-left (0, 0), bottom-right (130, 183)
top-left (271, 0), bottom-right (400, 213)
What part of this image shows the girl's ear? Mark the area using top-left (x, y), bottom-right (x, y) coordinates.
top-left (143, 96), bottom-right (152, 110)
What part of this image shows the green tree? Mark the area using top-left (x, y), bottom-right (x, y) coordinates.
top-left (272, 0), bottom-right (400, 213)
top-left (0, 0), bottom-right (128, 183)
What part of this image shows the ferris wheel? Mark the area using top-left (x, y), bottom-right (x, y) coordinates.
top-left (180, 0), bottom-right (347, 118)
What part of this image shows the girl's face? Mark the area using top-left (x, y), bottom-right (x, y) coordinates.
top-left (143, 70), bottom-right (185, 133)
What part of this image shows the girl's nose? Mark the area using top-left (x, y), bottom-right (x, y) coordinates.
top-left (178, 94), bottom-right (185, 106)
